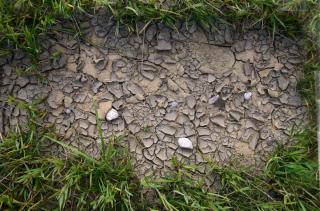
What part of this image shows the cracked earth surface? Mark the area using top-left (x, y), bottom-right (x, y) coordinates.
top-left (0, 11), bottom-right (308, 179)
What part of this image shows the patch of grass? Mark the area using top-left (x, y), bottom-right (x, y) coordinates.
top-left (1, 1), bottom-right (320, 60)
top-left (0, 98), bottom-right (319, 210)
top-left (0, 0), bottom-right (91, 59)
top-left (142, 127), bottom-right (319, 210)
top-left (0, 99), bottom-right (140, 210)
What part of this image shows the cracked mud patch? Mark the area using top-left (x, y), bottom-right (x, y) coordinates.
top-left (0, 12), bottom-right (308, 179)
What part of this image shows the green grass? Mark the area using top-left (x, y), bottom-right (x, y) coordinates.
top-left (0, 0), bottom-right (320, 210)
top-left (1, 0), bottom-right (319, 59)
top-left (0, 97), bottom-right (319, 210)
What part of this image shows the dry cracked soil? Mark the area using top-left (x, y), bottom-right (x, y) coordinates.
top-left (0, 10), bottom-right (308, 182)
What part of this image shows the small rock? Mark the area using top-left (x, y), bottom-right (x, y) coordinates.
top-left (208, 74), bottom-right (216, 83)
top-left (177, 137), bottom-right (193, 150)
top-left (244, 92), bottom-right (252, 100)
top-left (106, 108), bottom-right (119, 121)
top-left (208, 95), bottom-right (220, 105)
top-left (168, 101), bottom-right (178, 108)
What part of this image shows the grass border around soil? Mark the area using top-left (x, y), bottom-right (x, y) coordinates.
top-left (0, 0), bottom-right (320, 210)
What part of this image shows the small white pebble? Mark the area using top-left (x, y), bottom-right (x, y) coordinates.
top-left (244, 92), bottom-right (252, 100)
top-left (177, 138), bottom-right (193, 149)
top-left (106, 108), bottom-right (119, 121)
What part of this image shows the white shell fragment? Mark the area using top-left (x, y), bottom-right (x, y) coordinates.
top-left (106, 108), bottom-right (119, 121)
top-left (244, 92), bottom-right (252, 100)
top-left (177, 138), bottom-right (193, 149)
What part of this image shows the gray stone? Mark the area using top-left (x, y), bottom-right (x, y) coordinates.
top-left (208, 74), bottom-right (216, 83)
top-left (208, 95), bottom-right (220, 105)
top-left (168, 101), bottom-right (178, 108)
